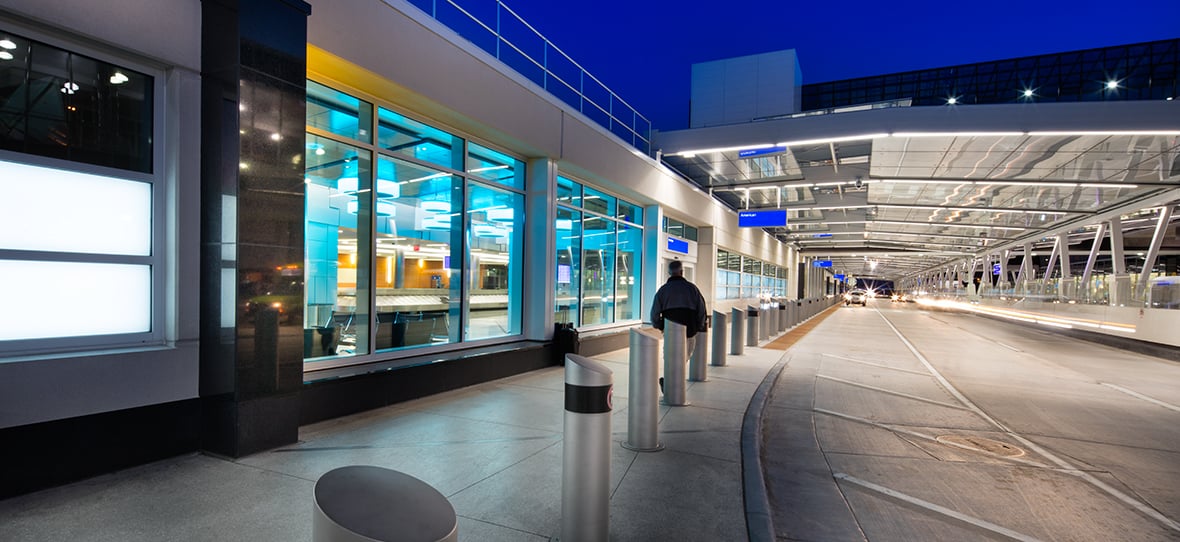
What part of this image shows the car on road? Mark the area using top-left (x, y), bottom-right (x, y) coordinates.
top-left (844, 289), bottom-right (868, 306)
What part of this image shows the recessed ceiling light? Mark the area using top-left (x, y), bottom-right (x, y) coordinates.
top-left (1106, 80), bottom-right (1119, 90)
top-left (946, 97), bottom-right (958, 105)
top-left (1023, 89), bottom-right (1034, 97)
top-left (0, 39), bottom-right (15, 50)
top-left (0, 51), bottom-right (12, 61)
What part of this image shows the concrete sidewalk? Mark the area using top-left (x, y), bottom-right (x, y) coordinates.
top-left (0, 335), bottom-right (796, 541)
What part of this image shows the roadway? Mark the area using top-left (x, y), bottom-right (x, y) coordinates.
top-left (761, 298), bottom-right (1180, 541)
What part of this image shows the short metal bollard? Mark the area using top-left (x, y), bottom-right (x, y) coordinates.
top-left (661, 320), bottom-right (690, 406)
top-left (313, 465), bottom-right (457, 542)
top-left (624, 328), bottom-right (664, 452)
top-left (711, 310), bottom-right (727, 366)
top-left (730, 307), bottom-right (744, 356)
top-left (769, 303), bottom-right (779, 335)
top-left (746, 306), bottom-right (759, 347)
top-left (689, 325), bottom-right (708, 382)
top-left (777, 303), bottom-right (787, 332)
top-left (562, 354), bottom-right (613, 542)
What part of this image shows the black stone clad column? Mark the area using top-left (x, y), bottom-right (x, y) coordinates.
top-left (200, 0), bottom-right (311, 457)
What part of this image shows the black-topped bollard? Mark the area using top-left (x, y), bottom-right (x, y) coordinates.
top-left (746, 306), bottom-right (759, 347)
top-left (661, 320), bottom-right (690, 406)
top-left (562, 354), bottom-right (613, 542)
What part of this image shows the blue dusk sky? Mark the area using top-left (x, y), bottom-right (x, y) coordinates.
top-left (501, 0), bottom-right (1180, 131)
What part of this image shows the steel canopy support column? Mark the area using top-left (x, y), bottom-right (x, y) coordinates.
top-left (1080, 222), bottom-right (1107, 302)
top-left (1110, 216), bottom-right (1127, 306)
top-left (1135, 206), bottom-right (1174, 300)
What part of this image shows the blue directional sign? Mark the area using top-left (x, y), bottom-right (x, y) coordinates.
top-left (993, 263), bottom-right (1001, 275)
top-left (738, 209), bottom-right (788, 227)
top-left (812, 260), bottom-right (833, 268)
top-left (666, 237), bottom-right (689, 254)
top-left (737, 146), bottom-right (787, 158)
top-left (834, 274), bottom-right (846, 280)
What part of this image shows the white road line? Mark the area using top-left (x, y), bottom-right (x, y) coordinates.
top-left (820, 353), bottom-right (933, 376)
top-left (816, 374), bottom-right (971, 411)
top-left (833, 472), bottom-right (1046, 542)
top-left (876, 311), bottom-right (1180, 533)
top-left (1101, 383), bottom-right (1180, 413)
top-left (996, 342), bottom-right (1022, 352)
top-left (815, 408), bottom-right (1052, 469)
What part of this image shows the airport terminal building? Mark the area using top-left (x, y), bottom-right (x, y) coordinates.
top-left (0, 0), bottom-right (1177, 500)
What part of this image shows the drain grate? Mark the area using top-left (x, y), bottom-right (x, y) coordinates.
top-left (936, 435), bottom-right (1025, 458)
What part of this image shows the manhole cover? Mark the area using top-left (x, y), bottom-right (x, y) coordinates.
top-left (936, 435), bottom-right (1025, 458)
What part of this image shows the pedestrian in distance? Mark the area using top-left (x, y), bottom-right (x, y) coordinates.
top-left (651, 260), bottom-right (708, 393)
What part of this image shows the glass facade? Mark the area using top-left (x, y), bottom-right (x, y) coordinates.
top-left (716, 249), bottom-right (785, 300)
top-left (663, 217), bottom-right (698, 241)
top-left (802, 38), bottom-right (1179, 110)
top-left (304, 81), bottom-right (525, 365)
top-left (555, 176), bottom-right (644, 327)
top-left (0, 26), bottom-right (159, 353)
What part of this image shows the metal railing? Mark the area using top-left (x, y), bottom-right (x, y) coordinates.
top-left (406, 0), bottom-right (652, 154)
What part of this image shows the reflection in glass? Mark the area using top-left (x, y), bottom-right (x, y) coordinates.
top-left (467, 141), bottom-right (525, 190)
top-left (377, 107), bottom-right (462, 171)
top-left (617, 199), bottom-right (643, 225)
top-left (581, 215), bottom-right (615, 325)
top-left (0, 28), bottom-right (152, 172)
top-left (556, 206), bottom-right (581, 326)
top-left (465, 182), bottom-right (523, 340)
top-left (304, 135), bottom-right (371, 359)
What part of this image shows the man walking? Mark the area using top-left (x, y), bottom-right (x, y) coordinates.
top-left (651, 260), bottom-right (707, 393)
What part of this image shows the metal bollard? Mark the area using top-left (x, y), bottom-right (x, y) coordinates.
top-left (711, 310), bottom-right (727, 366)
top-left (661, 320), bottom-right (689, 406)
top-left (730, 307), bottom-right (744, 356)
top-left (689, 326), bottom-right (708, 382)
top-left (562, 354), bottom-right (613, 542)
top-left (777, 303), bottom-right (787, 332)
top-left (624, 328), bottom-right (664, 452)
top-left (746, 306), bottom-right (759, 347)
top-left (769, 303), bottom-right (779, 335)
top-left (758, 306), bottom-right (769, 340)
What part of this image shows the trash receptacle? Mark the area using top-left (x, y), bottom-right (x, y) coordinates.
top-left (553, 323), bottom-right (580, 365)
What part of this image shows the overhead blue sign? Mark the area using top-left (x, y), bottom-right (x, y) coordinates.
top-left (737, 146), bottom-right (787, 158)
top-left (834, 274), bottom-right (846, 280)
top-left (738, 209), bottom-right (788, 227)
top-left (993, 263), bottom-right (1001, 275)
top-left (813, 260), bottom-right (833, 268)
top-left (813, 233), bottom-right (832, 238)
top-left (666, 237), bottom-right (689, 254)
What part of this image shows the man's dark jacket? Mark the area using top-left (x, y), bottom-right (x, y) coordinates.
top-left (651, 276), bottom-right (707, 338)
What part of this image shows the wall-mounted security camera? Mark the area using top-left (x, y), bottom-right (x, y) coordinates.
top-left (854, 176), bottom-right (863, 189)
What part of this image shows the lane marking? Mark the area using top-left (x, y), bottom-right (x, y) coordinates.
top-left (1101, 383), bottom-right (1180, 413)
top-left (875, 311), bottom-right (1180, 533)
top-left (821, 353), bottom-right (933, 376)
top-left (996, 342), bottom-right (1022, 352)
top-left (833, 472), bottom-right (1046, 542)
top-left (817, 374), bottom-right (971, 411)
top-left (815, 408), bottom-right (1052, 469)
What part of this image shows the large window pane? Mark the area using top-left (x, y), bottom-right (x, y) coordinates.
top-left (0, 28), bottom-right (152, 172)
top-left (306, 80), bottom-right (372, 143)
top-left (467, 141), bottom-right (524, 190)
top-left (372, 156), bottom-right (461, 351)
top-left (617, 199), bottom-right (642, 225)
top-left (582, 186), bottom-right (616, 217)
top-left (377, 107), bottom-right (461, 171)
top-left (556, 206), bottom-right (581, 326)
top-left (466, 182), bottom-right (523, 340)
top-left (0, 260), bottom-right (149, 340)
top-left (582, 215), bottom-right (615, 325)
top-left (615, 221), bottom-right (642, 321)
top-left (557, 175), bottom-right (581, 207)
top-left (304, 135), bottom-right (371, 359)
top-left (0, 159), bottom-right (150, 255)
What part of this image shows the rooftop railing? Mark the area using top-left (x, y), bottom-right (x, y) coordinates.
top-left (406, 0), bottom-right (653, 155)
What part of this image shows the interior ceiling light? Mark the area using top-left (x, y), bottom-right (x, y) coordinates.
top-left (946, 97), bottom-right (958, 105)
top-left (1023, 89), bottom-right (1035, 97)
top-left (1106, 80), bottom-right (1119, 89)
top-left (109, 72), bottom-right (129, 85)
top-left (0, 39), bottom-right (14, 49)
top-left (0, 51), bottom-right (12, 61)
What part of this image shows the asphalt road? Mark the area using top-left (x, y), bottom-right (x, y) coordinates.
top-left (760, 300), bottom-right (1180, 541)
